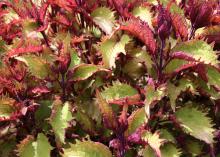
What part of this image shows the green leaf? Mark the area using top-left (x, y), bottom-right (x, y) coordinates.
top-left (96, 90), bottom-right (118, 130)
top-left (175, 106), bottom-right (215, 144)
top-left (0, 139), bottom-right (16, 157)
top-left (50, 101), bottom-right (72, 143)
top-left (0, 97), bottom-right (17, 120)
top-left (99, 34), bottom-right (131, 68)
top-left (72, 64), bottom-right (109, 81)
top-left (142, 143), bottom-right (181, 157)
top-left (69, 49), bottom-right (81, 69)
top-left (100, 81), bottom-right (140, 105)
top-left (75, 110), bottom-right (96, 133)
top-left (159, 129), bottom-right (176, 143)
top-left (145, 84), bottom-right (166, 118)
top-left (132, 6), bottom-right (153, 30)
top-left (185, 139), bottom-right (203, 156)
top-left (141, 130), bottom-right (165, 157)
top-left (17, 134), bottom-right (52, 157)
top-left (126, 107), bottom-right (148, 136)
top-left (171, 40), bottom-right (219, 66)
top-left (167, 79), bottom-right (195, 111)
top-left (164, 59), bottom-right (189, 74)
top-left (63, 140), bottom-right (113, 157)
top-left (206, 66), bottom-right (220, 88)
top-left (91, 7), bottom-right (116, 35)
top-left (15, 55), bottom-right (51, 79)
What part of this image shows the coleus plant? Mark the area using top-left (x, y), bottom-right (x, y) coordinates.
top-left (0, 0), bottom-right (220, 157)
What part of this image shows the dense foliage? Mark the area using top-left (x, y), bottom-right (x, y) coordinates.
top-left (0, 0), bottom-right (220, 156)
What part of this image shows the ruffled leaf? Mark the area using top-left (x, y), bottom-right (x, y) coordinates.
top-left (141, 130), bottom-right (165, 157)
top-left (91, 7), bottom-right (116, 35)
top-left (96, 90), bottom-right (118, 130)
top-left (15, 55), bottom-right (51, 79)
top-left (70, 64), bottom-right (109, 81)
top-left (120, 17), bottom-right (156, 53)
top-left (50, 101), bottom-right (72, 143)
top-left (63, 140), bottom-right (113, 157)
top-left (100, 81), bottom-right (140, 105)
top-left (126, 107), bottom-right (148, 136)
top-left (175, 106), bottom-right (215, 144)
top-left (99, 34), bottom-right (131, 68)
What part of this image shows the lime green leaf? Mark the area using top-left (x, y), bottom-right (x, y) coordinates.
top-left (72, 64), bottom-right (109, 81)
top-left (167, 79), bottom-right (195, 111)
top-left (99, 35), bottom-right (131, 68)
top-left (101, 81), bottom-right (140, 105)
top-left (141, 131), bottom-right (165, 157)
top-left (15, 55), bottom-right (51, 79)
top-left (91, 7), bottom-right (116, 35)
top-left (126, 107), bottom-right (148, 136)
top-left (145, 84), bottom-right (166, 118)
top-left (132, 6), bottom-right (153, 30)
top-left (63, 140), bottom-right (113, 157)
top-left (0, 97), bottom-right (18, 120)
top-left (164, 59), bottom-right (190, 74)
top-left (175, 106), bottom-right (215, 144)
top-left (171, 40), bottom-right (219, 66)
top-left (50, 101), bottom-right (72, 143)
top-left (142, 144), bottom-right (181, 157)
top-left (17, 134), bottom-right (52, 157)
top-left (96, 90), bottom-right (118, 130)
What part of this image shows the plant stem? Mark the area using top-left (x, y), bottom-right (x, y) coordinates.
top-left (61, 73), bottom-right (66, 101)
top-left (158, 39), bottom-right (165, 82)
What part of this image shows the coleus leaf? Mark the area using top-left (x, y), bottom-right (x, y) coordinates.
top-left (120, 17), bottom-right (156, 54)
top-left (185, 139), bottom-right (203, 156)
top-left (75, 110), bottom-right (96, 134)
top-left (17, 133), bottom-right (53, 157)
top-left (145, 82), bottom-right (166, 118)
top-left (91, 7), bottom-right (116, 35)
top-left (15, 55), bottom-right (51, 79)
top-left (169, 2), bottom-right (188, 40)
top-left (171, 40), bottom-right (219, 66)
top-left (50, 101), bottom-right (72, 144)
top-left (132, 6), bottom-right (153, 30)
top-left (96, 90), bottom-right (118, 130)
top-left (142, 143), bottom-right (181, 157)
top-left (100, 81), bottom-right (140, 105)
top-left (0, 139), bottom-right (16, 157)
top-left (69, 64), bottom-right (109, 81)
top-left (175, 105), bottom-right (215, 144)
top-left (141, 130), bottom-right (165, 157)
top-left (126, 107), bottom-right (148, 136)
top-left (62, 140), bottom-right (113, 157)
top-left (99, 34), bottom-right (131, 68)
top-left (206, 66), bottom-right (220, 88)
top-left (0, 96), bottom-right (20, 121)
top-left (167, 79), bottom-right (196, 111)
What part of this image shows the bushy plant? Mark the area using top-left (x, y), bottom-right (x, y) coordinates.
top-left (0, 0), bottom-right (220, 156)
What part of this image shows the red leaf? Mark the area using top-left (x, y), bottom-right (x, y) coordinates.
top-left (120, 17), bottom-right (156, 54)
top-left (7, 45), bottom-right (43, 58)
top-left (171, 14), bottom-right (188, 40)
